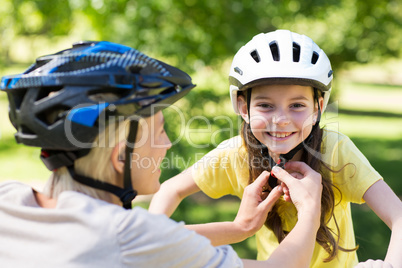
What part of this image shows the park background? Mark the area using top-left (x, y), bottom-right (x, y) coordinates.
top-left (0, 0), bottom-right (401, 263)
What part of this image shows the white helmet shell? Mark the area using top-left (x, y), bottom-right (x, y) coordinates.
top-left (229, 30), bottom-right (333, 114)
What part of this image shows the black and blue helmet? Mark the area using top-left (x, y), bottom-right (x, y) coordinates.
top-left (1, 41), bottom-right (195, 208)
top-left (1, 41), bottom-right (194, 151)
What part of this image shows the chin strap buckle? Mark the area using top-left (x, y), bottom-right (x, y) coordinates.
top-left (120, 189), bottom-right (138, 209)
top-left (267, 156), bottom-right (287, 190)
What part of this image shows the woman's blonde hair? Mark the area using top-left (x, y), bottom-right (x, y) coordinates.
top-left (43, 118), bottom-right (129, 201)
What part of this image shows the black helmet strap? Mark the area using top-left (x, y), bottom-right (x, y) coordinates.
top-left (67, 166), bottom-right (137, 206)
top-left (122, 119), bottom-right (139, 209)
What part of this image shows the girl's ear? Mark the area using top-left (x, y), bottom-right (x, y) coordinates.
top-left (313, 96), bottom-right (324, 123)
top-left (318, 96), bottom-right (324, 112)
top-left (111, 141), bottom-right (126, 175)
top-left (237, 95), bottom-right (249, 123)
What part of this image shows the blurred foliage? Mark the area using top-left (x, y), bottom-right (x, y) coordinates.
top-left (349, 137), bottom-right (401, 261)
top-left (160, 63), bottom-right (241, 179)
top-left (1, 0), bottom-right (402, 72)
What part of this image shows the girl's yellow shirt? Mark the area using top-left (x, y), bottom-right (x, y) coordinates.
top-left (192, 128), bottom-right (382, 267)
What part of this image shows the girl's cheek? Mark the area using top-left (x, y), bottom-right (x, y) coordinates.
top-left (294, 112), bottom-right (313, 127)
top-left (250, 112), bottom-right (272, 129)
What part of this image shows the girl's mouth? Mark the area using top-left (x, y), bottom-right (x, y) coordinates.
top-left (268, 132), bottom-right (294, 138)
top-left (266, 132), bottom-right (296, 141)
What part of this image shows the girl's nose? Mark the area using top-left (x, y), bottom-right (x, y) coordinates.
top-left (272, 112), bottom-right (290, 126)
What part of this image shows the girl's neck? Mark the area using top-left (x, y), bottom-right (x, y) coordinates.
top-left (269, 149), bottom-right (304, 163)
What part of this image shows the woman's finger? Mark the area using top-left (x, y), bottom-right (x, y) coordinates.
top-left (284, 161), bottom-right (315, 177)
top-left (251, 170), bottom-right (270, 190)
top-left (271, 166), bottom-right (296, 186)
top-left (260, 185), bottom-right (283, 210)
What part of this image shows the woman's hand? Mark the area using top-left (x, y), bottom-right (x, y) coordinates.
top-left (241, 162), bottom-right (324, 268)
top-left (272, 162), bottom-right (322, 221)
top-left (234, 170), bottom-right (283, 236)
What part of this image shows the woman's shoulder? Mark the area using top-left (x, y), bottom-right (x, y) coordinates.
top-left (59, 192), bottom-right (182, 229)
top-left (0, 181), bottom-right (36, 204)
top-left (112, 205), bottom-right (241, 267)
top-left (0, 180), bottom-right (30, 190)
top-left (57, 192), bottom-right (188, 246)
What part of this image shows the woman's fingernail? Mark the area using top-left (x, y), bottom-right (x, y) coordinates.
top-left (272, 166), bottom-right (280, 174)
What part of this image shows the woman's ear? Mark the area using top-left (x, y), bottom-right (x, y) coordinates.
top-left (111, 141), bottom-right (126, 175)
top-left (237, 95), bottom-right (249, 123)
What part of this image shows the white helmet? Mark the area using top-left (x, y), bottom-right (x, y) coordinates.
top-left (229, 29), bottom-right (333, 114)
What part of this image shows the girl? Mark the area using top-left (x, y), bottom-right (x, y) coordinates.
top-left (149, 30), bottom-right (402, 267)
top-left (0, 40), bottom-right (325, 267)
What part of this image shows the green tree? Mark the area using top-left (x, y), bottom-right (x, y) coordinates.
top-left (1, 0), bottom-right (401, 71)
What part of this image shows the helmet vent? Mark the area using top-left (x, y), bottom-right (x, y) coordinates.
top-left (35, 86), bottom-right (63, 102)
top-left (88, 89), bottom-right (129, 102)
top-left (269, 42), bottom-right (280, 61)
top-left (234, 67), bottom-right (243, 75)
top-left (311, 52), bottom-right (319, 64)
top-left (292, 42), bottom-right (301, 62)
top-left (37, 105), bottom-right (70, 126)
top-left (127, 65), bottom-right (143, 74)
top-left (250, 50), bottom-right (261, 63)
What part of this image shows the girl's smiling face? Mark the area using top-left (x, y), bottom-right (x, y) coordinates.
top-left (238, 84), bottom-right (322, 160)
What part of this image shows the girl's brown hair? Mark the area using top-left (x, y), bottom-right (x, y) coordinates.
top-left (240, 89), bottom-right (357, 262)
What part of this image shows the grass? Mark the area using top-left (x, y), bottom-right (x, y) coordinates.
top-left (338, 81), bottom-right (402, 114)
top-left (349, 136), bottom-right (401, 261)
top-left (322, 113), bottom-right (402, 140)
top-left (0, 137), bottom-right (51, 181)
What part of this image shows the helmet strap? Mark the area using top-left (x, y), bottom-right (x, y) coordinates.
top-left (246, 88), bottom-right (252, 123)
top-left (67, 166), bottom-right (137, 205)
top-left (121, 119), bottom-right (139, 209)
top-left (313, 88), bottom-right (322, 123)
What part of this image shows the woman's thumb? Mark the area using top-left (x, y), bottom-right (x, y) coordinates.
top-left (272, 166), bottom-right (293, 186)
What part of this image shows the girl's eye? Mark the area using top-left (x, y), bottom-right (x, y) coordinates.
top-left (291, 103), bottom-right (305, 109)
top-left (257, 103), bottom-right (273, 109)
